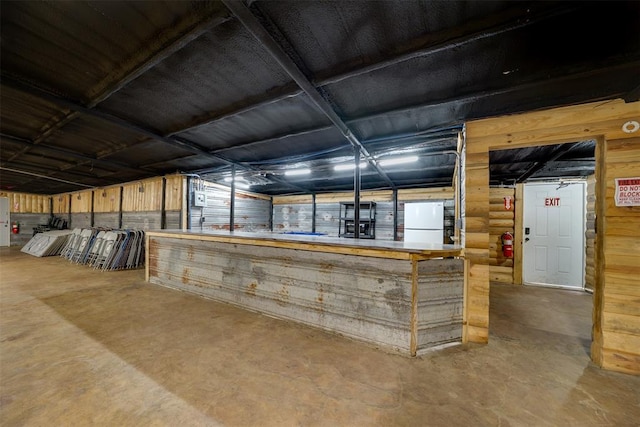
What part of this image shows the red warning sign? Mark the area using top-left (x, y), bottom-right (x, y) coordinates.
top-left (615, 177), bottom-right (640, 206)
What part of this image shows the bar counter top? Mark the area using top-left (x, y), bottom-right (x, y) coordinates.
top-left (146, 229), bottom-right (463, 260)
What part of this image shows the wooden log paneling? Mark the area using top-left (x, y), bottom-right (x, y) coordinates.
top-left (467, 99), bottom-right (640, 374)
top-left (489, 187), bottom-right (515, 284)
top-left (596, 137), bottom-right (640, 374)
top-left (0, 192), bottom-right (50, 214)
top-left (585, 175), bottom-right (596, 292)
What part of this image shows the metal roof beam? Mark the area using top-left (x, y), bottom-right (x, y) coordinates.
top-left (515, 144), bottom-right (578, 183)
top-left (0, 133), bottom-right (153, 174)
top-left (222, 0), bottom-right (397, 190)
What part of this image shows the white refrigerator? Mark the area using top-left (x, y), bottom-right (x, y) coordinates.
top-left (403, 202), bottom-right (444, 244)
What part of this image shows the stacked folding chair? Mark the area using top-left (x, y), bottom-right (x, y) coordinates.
top-left (21, 230), bottom-right (73, 257)
top-left (55, 227), bottom-right (145, 271)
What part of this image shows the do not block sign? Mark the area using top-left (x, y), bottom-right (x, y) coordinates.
top-left (615, 177), bottom-right (640, 206)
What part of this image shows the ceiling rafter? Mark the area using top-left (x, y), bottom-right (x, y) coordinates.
top-left (222, 0), bottom-right (397, 190)
top-left (1, 132), bottom-right (153, 175)
top-left (516, 144), bottom-right (578, 183)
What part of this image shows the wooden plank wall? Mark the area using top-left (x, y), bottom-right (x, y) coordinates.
top-left (585, 174), bottom-right (596, 293)
top-left (0, 192), bottom-right (50, 213)
top-left (52, 194), bottom-right (70, 215)
top-left (466, 98), bottom-right (640, 374)
top-left (273, 187), bottom-right (454, 205)
top-left (93, 187), bottom-right (121, 213)
top-left (70, 190), bottom-right (93, 213)
top-left (489, 187), bottom-right (515, 284)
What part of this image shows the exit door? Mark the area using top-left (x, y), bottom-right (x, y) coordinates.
top-left (523, 182), bottom-right (585, 289)
top-left (0, 197), bottom-right (9, 247)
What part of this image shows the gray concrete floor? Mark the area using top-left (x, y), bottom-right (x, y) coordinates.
top-left (1, 247), bottom-right (639, 426)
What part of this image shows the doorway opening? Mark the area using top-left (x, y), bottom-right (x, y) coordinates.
top-left (487, 140), bottom-right (595, 354)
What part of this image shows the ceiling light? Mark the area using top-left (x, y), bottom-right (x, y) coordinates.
top-left (235, 182), bottom-right (250, 190)
top-left (334, 162), bottom-right (368, 171)
top-left (223, 177), bottom-right (233, 182)
top-left (378, 155), bottom-right (419, 167)
top-left (284, 168), bottom-right (311, 176)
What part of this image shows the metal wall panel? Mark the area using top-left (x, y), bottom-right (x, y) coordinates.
top-left (272, 203), bottom-right (314, 233)
top-left (190, 186), bottom-right (270, 231)
top-left (122, 211), bottom-right (162, 231)
top-left (166, 210), bottom-right (181, 230)
top-left (93, 212), bottom-right (119, 229)
top-left (9, 213), bottom-right (50, 246)
top-left (148, 235), bottom-right (464, 355)
top-left (314, 203), bottom-right (340, 236)
top-left (149, 236), bottom-right (413, 352)
top-left (416, 259), bottom-right (464, 352)
top-left (275, 198), bottom-right (454, 242)
top-left (70, 213), bottom-right (91, 229)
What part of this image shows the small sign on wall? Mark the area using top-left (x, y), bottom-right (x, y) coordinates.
top-left (544, 197), bottom-right (560, 207)
top-left (504, 196), bottom-right (512, 210)
top-left (615, 177), bottom-right (640, 206)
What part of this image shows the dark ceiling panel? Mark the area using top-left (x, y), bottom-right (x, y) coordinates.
top-left (255, 0), bottom-right (512, 75)
top-left (0, 85), bottom-right (67, 140)
top-left (177, 94), bottom-right (331, 150)
top-left (43, 116), bottom-right (147, 158)
top-left (0, 1), bottom-right (224, 101)
top-left (103, 141), bottom-right (199, 170)
top-left (98, 20), bottom-right (296, 133)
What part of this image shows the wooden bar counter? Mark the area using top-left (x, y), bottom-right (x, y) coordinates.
top-left (146, 230), bottom-right (465, 356)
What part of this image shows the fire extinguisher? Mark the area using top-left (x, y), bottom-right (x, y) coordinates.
top-left (11, 221), bottom-right (19, 234)
top-left (501, 231), bottom-right (513, 258)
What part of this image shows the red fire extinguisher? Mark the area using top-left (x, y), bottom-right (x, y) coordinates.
top-left (11, 221), bottom-right (19, 234)
top-left (501, 231), bottom-right (513, 258)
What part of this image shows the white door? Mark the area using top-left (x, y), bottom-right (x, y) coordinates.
top-left (0, 197), bottom-right (9, 247)
top-left (523, 182), bottom-right (585, 289)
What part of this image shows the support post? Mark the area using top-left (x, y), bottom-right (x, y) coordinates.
top-left (393, 188), bottom-right (399, 241)
top-left (230, 165), bottom-right (236, 231)
top-left (312, 193), bottom-right (317, 233)
top-left (353, 148), bottom-right (361, 239)
top-left (161, 177), bottom-right (167, 229)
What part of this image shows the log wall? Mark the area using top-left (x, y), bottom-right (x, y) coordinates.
top-left (465, 98), bottom-right (640, 374)
top-left (594, 137), bottom-right (640, 374)
top-left (585, 174), bottom-right (596, 293)
top-left (489, 187), bottom-right (515, 284)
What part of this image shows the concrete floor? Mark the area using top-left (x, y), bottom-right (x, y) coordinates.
top-left (1, 247), bottom-right (639, 426)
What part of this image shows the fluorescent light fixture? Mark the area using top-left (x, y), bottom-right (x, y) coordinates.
top-left (333, 162), bottom-right (368, 171)
top-left (223, 177), bottom-right (233, 182)
top-left (235, 182), bottom-right (250, 190)
top-left (284, 168), bottom-right (311, 176)
top-left (378, 155), bottom-right (419, 167)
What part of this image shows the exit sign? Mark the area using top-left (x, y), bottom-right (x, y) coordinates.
top-left (544, 197), bottom-right (560, 207)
